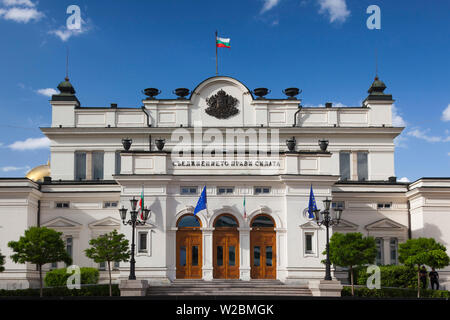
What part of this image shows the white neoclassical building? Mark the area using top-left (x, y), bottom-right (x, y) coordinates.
top-left (1, 75), bottom-right (449, 290)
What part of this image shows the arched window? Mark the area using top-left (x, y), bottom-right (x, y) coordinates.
top-left (214, 215), bottom-right (239, 228)
top-left (251, 215), bottom-right (275, 228)
top-left (177, 215), bottom-right (201, 228)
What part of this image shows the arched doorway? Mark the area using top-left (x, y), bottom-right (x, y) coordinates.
top-left (250, 215), bottom-right (276, 279)
top-left (176, 214), bottom-right (202, 279)
top-left (213, 214), bottom-right (240, 279)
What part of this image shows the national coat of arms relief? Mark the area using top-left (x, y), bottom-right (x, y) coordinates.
top-left (205, 90), bottom-right (239, 119)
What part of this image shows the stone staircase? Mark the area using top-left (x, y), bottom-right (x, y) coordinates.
top-left (147, 279), bottom-right (312, 297)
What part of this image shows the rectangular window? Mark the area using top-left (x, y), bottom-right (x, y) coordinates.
top-left (253, 246), bottom-right (260, 266)
top-left (266, 246), bottom-right (273, 267)
top-left (74, 152), bottom-right (86, 181)
top-left (99, 261), bottom-right (106, 270)
top-left (377, 203), bottom-right (392, 209)
top-left (115, 151), bottom-right (121, 175)
top-left (138, 232), bottom-right (147, 252)
top-left (92, 151), bottom-right (104, 180)
top-left (66, 237), bottom-right (73, 259)
top-left (51, 262), bottom-right (57, 269)
top-left (103, 202), bottom-right (118, 208)
top-left (113, 261), bottom-right (120, 270)
top-left (254, 187), bottom-right (271, 195)
top-left (357, 152), bottom-right (368, 181)
top-left (55, 202), bottom-right (70, 209)
top-left (217, 246), bottom-right (223, 266)
top-left (339, 152), bottom-right (350, 181)
top-left (229, 246), bottom-right (235, 266)
top-left (180, 246), bottom-right (186, 266)
top-left (217, 187), bottom-right (234, 195)
top-left (375, 238), bottom-right (384, 265)
top-left (390, 238), bottom-right (398, 265)
top-left (192, 246), bottom-right (199, 266)
top-left (180, 186), bottom-right (198, 195)
top-left (332, 201), bottom-right (345, 210)
top-left (305, 234), bottom-right (313, 254)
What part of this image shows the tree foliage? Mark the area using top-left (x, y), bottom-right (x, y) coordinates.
top-left (0, 250), bottom-right (5, 272)
top-left (85, 230), bottom-right (130, 296)
top-left (8, 227), bottom-right (72, 297)
top-left (326, 232), bottom-right (377, 296)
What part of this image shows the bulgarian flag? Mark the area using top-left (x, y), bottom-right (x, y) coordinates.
top-left (139, 185), bottom-right (144, 220)
top-left (216, 36), bottom-right (231, 48)
top-left (243, 196), bottom-right (247, 219)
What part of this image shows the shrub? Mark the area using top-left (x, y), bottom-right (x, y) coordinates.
top-left (0, 284), bottom-right (119, 297)
top-left (44, 267), bottom-right (99, 287)
top-left (342, 286), bottom-right (450, 298)
top-left (356, 265), bottom-right (417, 288)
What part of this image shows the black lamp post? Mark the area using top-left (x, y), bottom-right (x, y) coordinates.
top-left (312, 197), bottom-right (343, 281)
top-left (119, 197), bottom-right (151, 280)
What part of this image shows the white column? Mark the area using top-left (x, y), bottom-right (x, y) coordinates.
top-left (167, 228), bottom-right (177, 281)
top-left (276, 228), bottom-right (288, 281)
top-left (202, 228), bottom-right (214, 281)
top-left (238, 227), bottom-right (251, 281)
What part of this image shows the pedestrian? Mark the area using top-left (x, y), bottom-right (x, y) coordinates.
top-left (419, 265), bottom-right (428, 289)
top-left (429, 267), bottom-right (439, 290)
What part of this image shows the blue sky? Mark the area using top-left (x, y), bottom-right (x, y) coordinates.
top-left (0, 0), bottom-right (449, 181)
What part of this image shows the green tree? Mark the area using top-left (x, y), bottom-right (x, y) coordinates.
top-left (85, 230), bottom-right (130, 296)
top-left (8, 227), bottom-right (72, 297)
top-left (0, 250), bottom-right (5, 272)
top-left (325, 232), bottom-right (377, 296)
top-left (399, 238), bottom-right (450, 298)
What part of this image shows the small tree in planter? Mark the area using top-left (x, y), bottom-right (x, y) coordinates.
top-left (399, 238), bottom-right (450, 298)
top-left (326, 232), bottom-right (377, 296)
top-left (8, 227), bottom-right (72, 297)
top-left (0, 250), bottom-right (5, 272)
top-left (85, 230), bottom-right (130, 296)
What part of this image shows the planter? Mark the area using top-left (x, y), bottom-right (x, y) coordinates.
top-left (155, 138), bottom-right (165, 151)
top-left (253, 88), bottom-right (270, 99)
top-left (319, 139), bottom-right (329, 151)
top-left (283, 87), bottom-right (301, 99)
top-left (286, 137), bottom-right (296, 152)
top-left (122, 138), bottom-right (132, 151)
top-left (173, 88), bottom-right (190, 99)
top-left (143, 88), bottom-right (161, 99)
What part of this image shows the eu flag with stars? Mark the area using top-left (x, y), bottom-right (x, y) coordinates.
top-left (308, 185), bottom-right (317, 219)
top-left (194, 186), bottom-right (207, 215)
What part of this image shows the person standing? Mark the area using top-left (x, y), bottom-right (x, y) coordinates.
top-left (429, 267), bottom-right (440, 290)
top-left (419, 266), bottom-right (428, 289)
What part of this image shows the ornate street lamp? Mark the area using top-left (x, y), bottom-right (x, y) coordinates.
top-left (312, 197), bottom-right (343, 281)
top-left (119, 197), bottom-right (151, 280)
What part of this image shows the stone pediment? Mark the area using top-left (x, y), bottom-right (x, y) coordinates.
top-left (365, 218), bottom-right (406, 231)
top-left (42, 217), bottom-right (82, 229)
top-left (300, 221), bottom-right (320, 229)
top-left (333, 219), bottom-right (359, 231)
top-left (88, 217), bottom-right (121, 229)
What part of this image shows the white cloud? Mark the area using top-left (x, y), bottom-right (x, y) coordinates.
top-left (1, 165), bottom-right (30, 173)
top-left (392, 105), bottom-right (407, 127)
top-left (394, 135), bottom-right (408, 149)
top-left (398, 177), bottom-right (410, 183)
top-left (36, 88), bottom-right (58, 97)
top-left (261, 0), bottom-right (280, 13)
top-left (0, 6), bottom-right (43, 23)
top-left (2, 0), bottom-right (35, 7)
top-left (407, 128), bottom-right (445, 143)
top-left (441, 104), bottom-right (450, 122)
top-left (318, 0), bottom-right (350, 23)
top-left (8, 137), bottom-right (50, 151)
top-left (49, 18), bottom-right (91, 42)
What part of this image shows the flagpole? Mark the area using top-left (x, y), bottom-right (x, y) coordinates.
top-left (215, 30), bottom-right (218, 76)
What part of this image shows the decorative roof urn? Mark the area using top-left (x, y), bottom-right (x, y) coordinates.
top-left (155, 138), bottom-right (165, 151)
top-left (319, 139), bottom-right (329, 152)
top-left (143, 88), bottom-right (161, 99)
top-left (173, 88), bottom-right (190, 99)
top-left (253, 88), bottom-right (270, 99)
top-left (122, 138), bottom-right (132, 151)
top-left (282, 88), bottom-right (301, 99)
top-left (286, 137), bottom-right (296, 152)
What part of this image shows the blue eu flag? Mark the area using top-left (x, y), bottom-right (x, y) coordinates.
top-left (194, 186), bottom-right (207, 215)
top-left (308, 185), bottom-right (317, 219)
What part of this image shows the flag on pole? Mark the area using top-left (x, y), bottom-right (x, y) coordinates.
top-left (243, 196), bottom-right (247, 219)
top-left (194, 186), bottom-right (207, 215)
top-left (216, 36), bottom-right (231, 48)
top-left (139, 185), bottom-right (144, 220)
top-left (308, 185), bottom-right (317, 219)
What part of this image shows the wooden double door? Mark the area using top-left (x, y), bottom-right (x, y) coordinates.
top-left (213, 230), bottom-right (240, 279)
top-left (176, 230), bottom-right (202, 279)
top-left (250, 229), bottom-right (276, 279)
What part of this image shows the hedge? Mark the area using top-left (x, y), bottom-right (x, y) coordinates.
top-left (355, 265), bottom-right (418, 288)
top-left (44, 267), bottom-right (99, 287)
top-left (0, 284), bottom-right (119, 297)
top-left (342, 286), bottom-right (450, 298)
